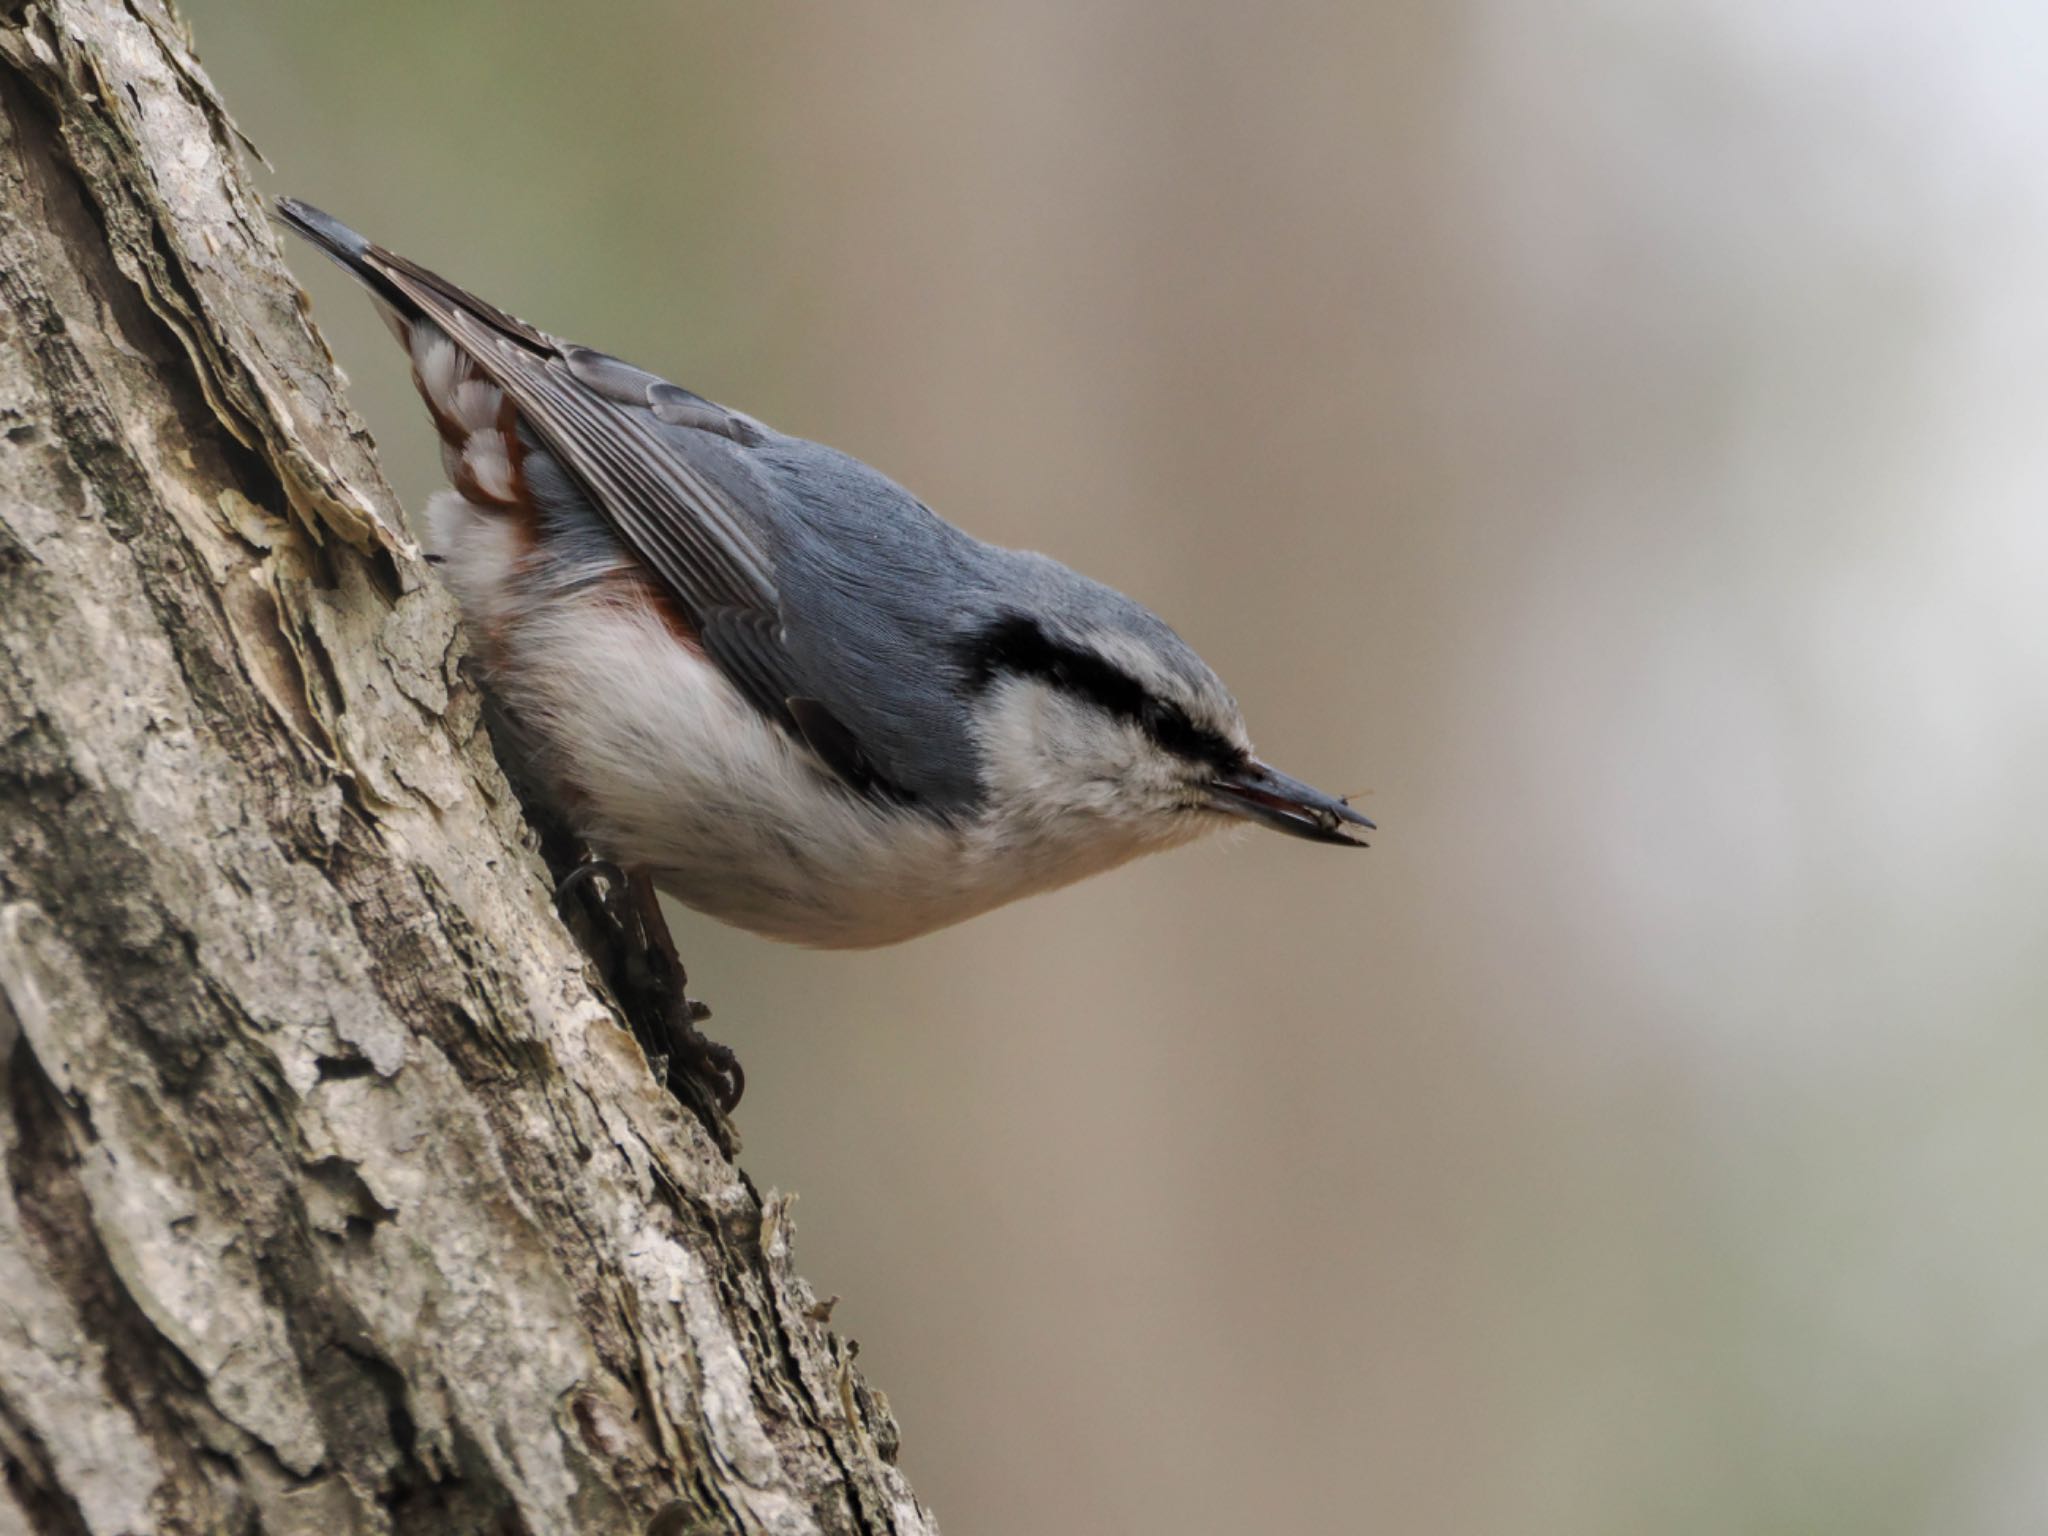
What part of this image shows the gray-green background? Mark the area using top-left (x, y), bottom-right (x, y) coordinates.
top-left (183, 2), bottom-right (2048, 1531)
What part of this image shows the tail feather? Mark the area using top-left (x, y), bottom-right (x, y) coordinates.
top-left (278, 198), bottom-right (538, 515)
top-left (274, 198), bottom-right (419, 319)
top-left (276, 197), bottom-right (553, 357)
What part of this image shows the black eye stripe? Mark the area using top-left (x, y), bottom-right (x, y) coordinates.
top-left (963, 616), bottom-right (1243, 769)
top-left (1145, 698), bottom-right (1232, 763)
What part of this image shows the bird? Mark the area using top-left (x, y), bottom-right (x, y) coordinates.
top-left (278, 199), bottom-right (1372, 1105)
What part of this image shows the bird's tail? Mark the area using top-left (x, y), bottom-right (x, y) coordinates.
top-left (275, 197), bottom-right (553, 356)
top-left (274, 198), bottom-right (421, 321)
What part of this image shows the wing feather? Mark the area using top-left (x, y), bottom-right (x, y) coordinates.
top-left (408, 292), bottom-right (777, 617)
top-left (360, 257), bottom-right (915, 800)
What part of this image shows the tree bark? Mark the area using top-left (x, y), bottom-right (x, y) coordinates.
top-left (0, 3), bottom-right (935, 1532)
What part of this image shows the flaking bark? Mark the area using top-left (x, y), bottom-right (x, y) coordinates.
top-left (0, 2), bottom-right (935, 1532)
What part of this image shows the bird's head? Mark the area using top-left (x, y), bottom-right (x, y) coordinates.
top-left (960, 572), bottom-right (1371, 853)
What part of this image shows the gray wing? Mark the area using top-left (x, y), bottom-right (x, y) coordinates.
top-left (368, 254), bottom-right (932, 798)
top-left (380, 257), bottom-right (772, 648)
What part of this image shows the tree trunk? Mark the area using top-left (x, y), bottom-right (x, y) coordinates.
top-left (0, 3), bottom-right (935, 1532)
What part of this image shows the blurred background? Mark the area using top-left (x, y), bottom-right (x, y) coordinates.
top-left (183, 2), bottom-right (2048, 1531)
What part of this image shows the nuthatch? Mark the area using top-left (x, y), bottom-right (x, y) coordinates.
top-left (280, 201), bottom-right (1371, 1104)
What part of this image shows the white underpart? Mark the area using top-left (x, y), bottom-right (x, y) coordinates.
top-left (424, 490), bottom-right (528, 636)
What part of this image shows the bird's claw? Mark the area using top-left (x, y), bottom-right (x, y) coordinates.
top-left (554, 858), bottom-right (626, 914)
top-left (662, 1005), bottom-right (745, 1114)
top-left (552, 860), bottom-right (745, 1115)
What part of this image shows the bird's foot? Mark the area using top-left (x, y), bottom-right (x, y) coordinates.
top-left (554, 858), bottom-right (744, 1119)
top-left (656, 992), bottom-right (745, 1115)
top-left (624, 870), bottom-right (745, 1115)
top-left (554, 858), bottom-right (627, 916)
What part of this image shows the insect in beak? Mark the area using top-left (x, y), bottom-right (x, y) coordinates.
top-left (1207, 760), bottom-right (1374, 846)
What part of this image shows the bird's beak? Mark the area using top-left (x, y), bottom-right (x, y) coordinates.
top-left (1206, 760), bottom-right (1374, 846)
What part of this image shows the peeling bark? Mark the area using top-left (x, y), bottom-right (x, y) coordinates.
top-left (0, 3), bottom-right (934, 1532)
